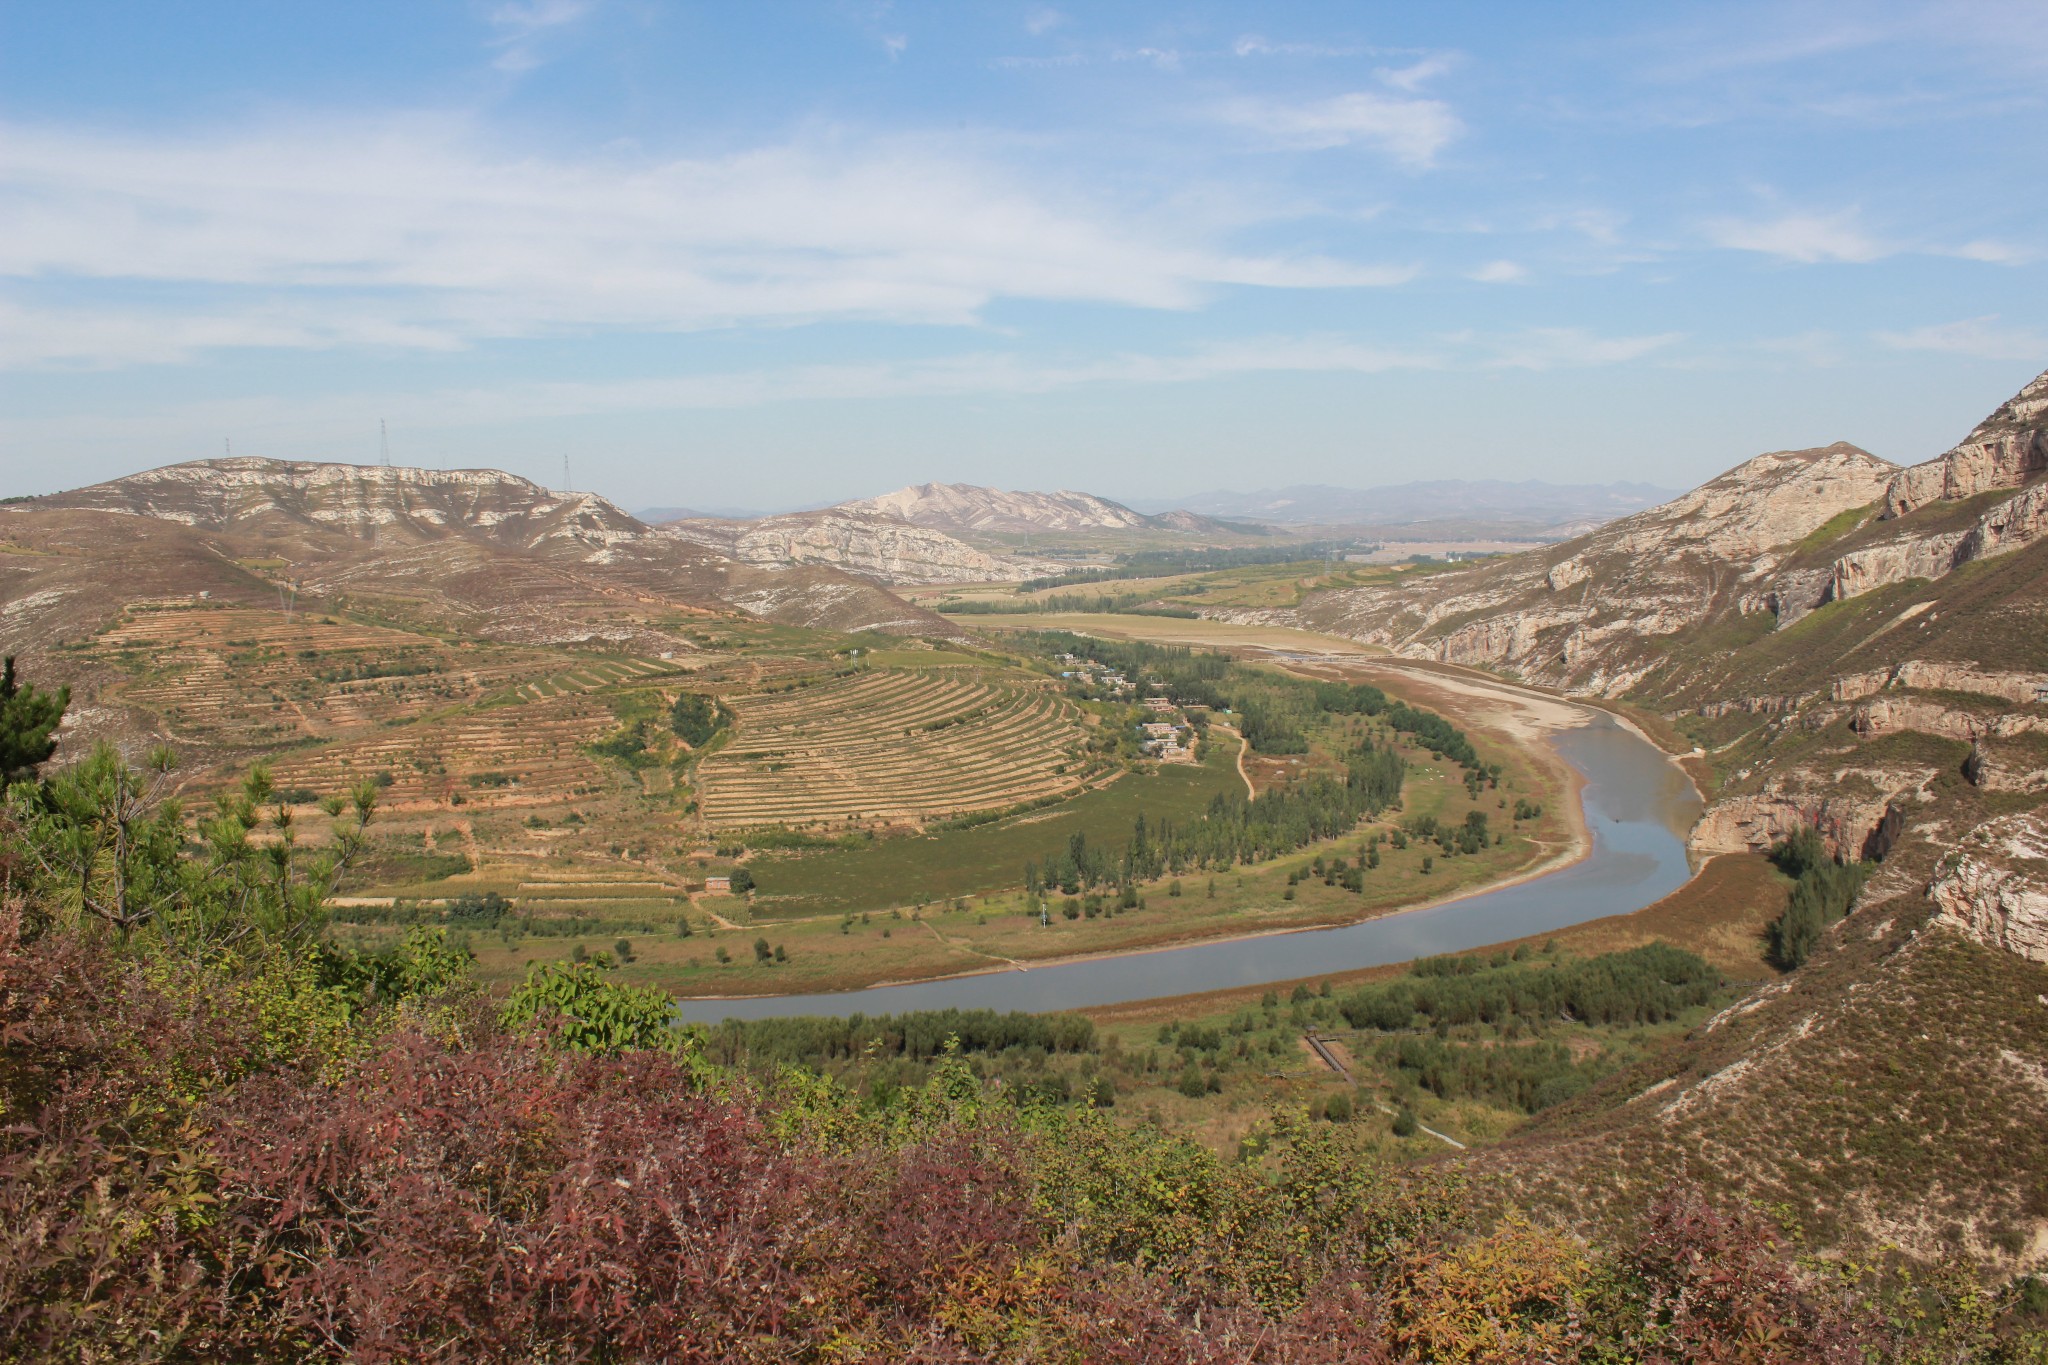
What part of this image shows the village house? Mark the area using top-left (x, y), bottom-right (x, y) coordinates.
top-left (703, 875), bottom-right (732, 895)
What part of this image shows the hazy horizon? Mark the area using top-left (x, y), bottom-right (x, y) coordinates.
top-left (3, 1), bottom-right (2045, 508)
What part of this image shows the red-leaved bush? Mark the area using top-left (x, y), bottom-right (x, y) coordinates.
top-left (0, 911), bottom-right (2021, 1363)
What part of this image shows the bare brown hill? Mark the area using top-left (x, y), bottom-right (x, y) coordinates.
top-left (3, 457), bottom-right (953, 659)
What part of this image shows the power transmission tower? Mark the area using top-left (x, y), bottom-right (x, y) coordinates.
top-left (563, 454), bottom-right (572, 492)
top-left (380, 419), bottom-right (391, 467)
top-left (224, 437), bottom-right (231, 458)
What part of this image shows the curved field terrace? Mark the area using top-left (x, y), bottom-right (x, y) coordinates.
top-left (696, 668), bottom-right (1095, 831)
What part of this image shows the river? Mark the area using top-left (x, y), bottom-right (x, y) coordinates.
top-left (676, 707), bottom-right (1701, 1023)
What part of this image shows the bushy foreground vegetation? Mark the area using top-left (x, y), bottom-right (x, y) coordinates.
top-left (3, 662), bottom-right (2045, 1361)
top-left (12, 912), bottom-right (2048, 1363)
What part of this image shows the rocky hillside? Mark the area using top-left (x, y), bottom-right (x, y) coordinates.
top-left (37, 457), bottom-right (646, 552)
top-left (1259, 442), bottom-right (1896, 696)
top-left (1293, 369), bottom-right (2048, 1270)
top-left (835, 482), bottom-right (1243, 541)
top-left (659, 509), bottom-right (1067, 585)
top-left (1254, 371), bottom-right (2048, 708)
top-left (838, 482), bottom-right (1149, 535)
top-left (2, 458), bottom-right (954, 659)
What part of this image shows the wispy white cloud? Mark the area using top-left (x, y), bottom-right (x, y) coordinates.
top-left (487, 0), bottom-right (596, 73)
top-left (1231, 35), bottom-right (1364, 59)
top-left (0, 117), bottom-right (1413, 368)
top-left (1124, 46), bottom-right (1183, 70)
top-left (0, 299), bottom-right (464, 369)
top-left (1024, 7), bottom-right (1065, 37)
top-left (1214, 91), bottom-right (1461, 165)
top-left (1375, 55), bottom-right (1455, 91)
top-left (1473, 328), bottom-right (1683, 369)
top-left (1468, 259), bottom-right (1527, 284)
top-left (1877, 315), bottom-right (2048, 360)
top-left (1704, 211), bottom-right (1891, 263)
top-left (1704, 209), bottom-right (2032, 267)
top-left (989, 51), bottom-right (1086, 69)
top-left (1947, 238), bottom-right (2033, 265)
top-left (0, 327), bottom-right (1691, 449)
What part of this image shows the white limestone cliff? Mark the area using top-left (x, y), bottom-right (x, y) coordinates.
top-left (1928, 812), bottom-right (2048, 964)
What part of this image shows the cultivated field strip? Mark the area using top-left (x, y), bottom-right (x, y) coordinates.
top-left (513, 656), bottom-right (673, 702)
top-left (92, 607), bottom-right (484, 747)
top-left (89, 604), bottom-right (684, 759)
top-left (264, 696), bottom-right (614, 807)
top-left (696, 669), bottom-right (1090, 830)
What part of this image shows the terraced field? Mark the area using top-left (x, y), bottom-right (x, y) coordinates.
top-left (513, 656), bottom-right (677, 702)
top-left (696, 669), bottom-right (1093, 831)
top-left (91, 605), bottom-right (491, 747)
top-left (264, 695), bottom-right (616, 809)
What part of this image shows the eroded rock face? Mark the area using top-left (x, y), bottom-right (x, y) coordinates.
top-left (1929, 812), bottom-right (2048, 963)
top-left (1966, 742), bottom-right (2048, 793)
top-left (1691, 790), bottom-right (1905, 861)
top-left (1273, 442), bottom-right (1896, 696)
top-left (661, 511), bottom-right (1061, 585)
top-left (1892, 661), bottom-right (2048, 704)
top-left (1831, 481), bottom-right (2048, 604)
top-left (1884, 368), bottom-right (2048, 518)
top-left (838, 482), bottom-right (1152, 535)
top-left (1819, 368), bottom-right (2048, 603)
top-left (41, 457), bottom-right (647, 552)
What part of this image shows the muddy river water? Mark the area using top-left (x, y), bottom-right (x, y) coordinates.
top-left (677, 707), bottom-right (1701, 1023)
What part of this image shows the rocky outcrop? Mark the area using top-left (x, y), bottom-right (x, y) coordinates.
top-left (1852, 698), bottom-right (1988, 743)
top-left (1691, 790), bottom-right (1906, 862)
top-left (1749, 566), bottom-right (1835, 626)
top-left (1883, 367), bottom-right (2048, 518)
top-left (1276, 442), bottom-right (1896, 696)
top-left (39, 457), bottom-right (646, 553)
top-left (835, 482), bottom-right (1246, 541)
top-left (1966, 742), bottom-right (2048, 793)
top-left (839, 483), bottom-right (1152, 536)
top-left (661, 511), bottom-right (1062, 585)
top-left (1833, 660), bottom-right (2048, 707)
top-left (1928, 812), bottom-right (2048, 963)
top-left (1697, 693), bottom-right (1816, 719)
top-left (1830, 480), bottom-right (2048, 604)
top-left (1820, 368), bottom-right (2048, 604)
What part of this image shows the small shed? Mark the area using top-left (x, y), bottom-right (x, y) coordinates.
top-left (704, 875), bottom-right (733, 895)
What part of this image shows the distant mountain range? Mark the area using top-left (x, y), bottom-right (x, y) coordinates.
top-left (644, 479), bottom-right (1682, 540)
top-left (1, 459), bottom-right (950, 664)
top-left (1124, 479), bottom-right (1679, 529)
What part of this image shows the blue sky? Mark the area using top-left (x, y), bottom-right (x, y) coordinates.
top-left (2, 0), bottom-right (2045, 510)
